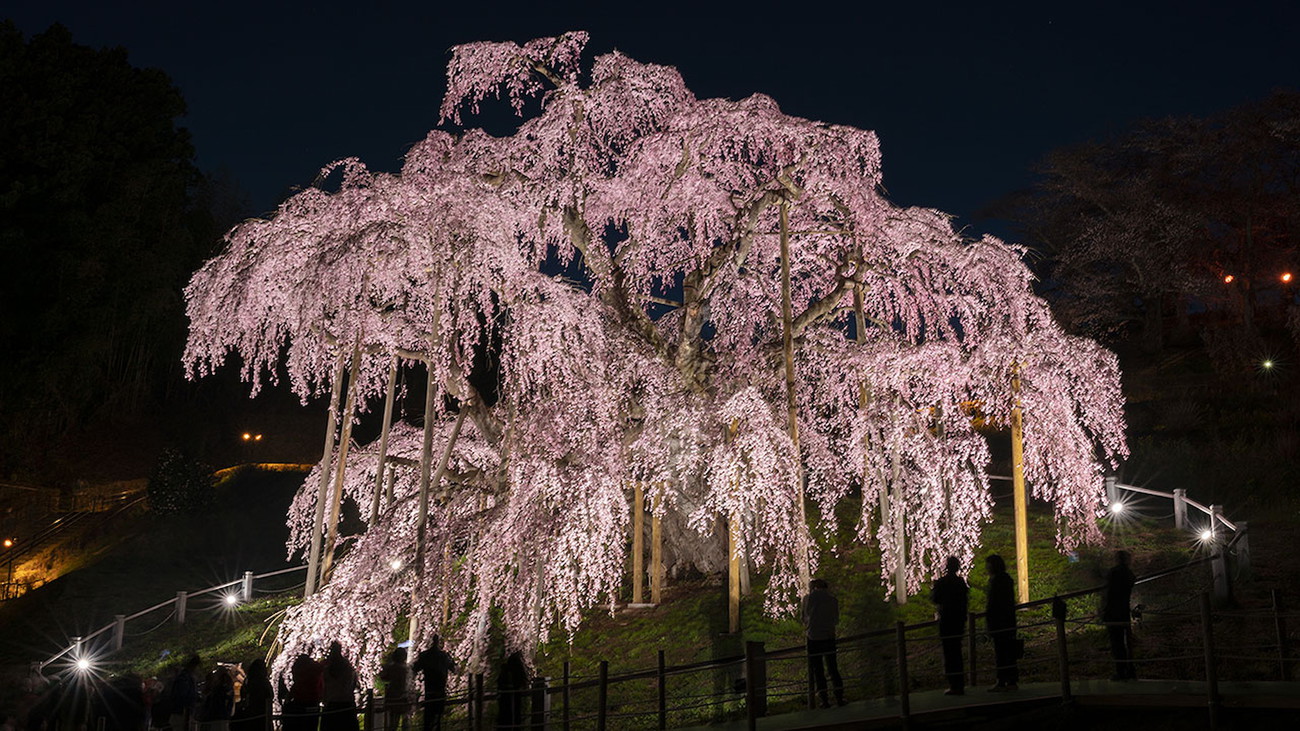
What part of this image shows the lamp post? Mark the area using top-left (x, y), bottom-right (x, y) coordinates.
top-left (3, 538), bottom-right (14, 599)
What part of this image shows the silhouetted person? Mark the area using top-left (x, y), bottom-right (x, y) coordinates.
top-left (413, 638), bottom-right (456, 731)
top-left (200, 666), bottom-right (234, 731)
top-left (930, 556), bottom-right (968, 695)
top-left (378, 648), bottom-right (409, 731)
top-left (800, 578), bottom-right (845, 707)
top-left (232, 659), bottom-right (272, 731)
top-left (984, 554), bottom-right (1019, 691)
top-left (281, 654), bottom-right (323, 731)
top-left (321, 643), bottom-right (359, 731)
top-left (495, 652), bottom-right (528, 729)
top-left (168, 655), bottom-right (203, 731)
top-left (1103, 550), bottom-right (1137, 680)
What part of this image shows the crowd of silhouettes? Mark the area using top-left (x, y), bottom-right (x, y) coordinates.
top-left (5, 553), bottom-right (1146, 728)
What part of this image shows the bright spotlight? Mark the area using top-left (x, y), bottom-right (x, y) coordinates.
top-left (242, 433), bottom-right (251, 441)
top-left (224, 594), bottom-right (239, 606)
top-left (1223, 274), bottom-right (1234, 284)
top-left (389, 559), bottom-right (403, 571)
top-left (1109, 502), bottom-right (1125, 514)
top-left (1283, 272), bottom-right (1293, 284)
top-left (1200, 529), bottom-right (1215, 542)
top-left (76, 658), bottom-right (91, 672)
top-left (1263, 360), bottom-right (1274, 370)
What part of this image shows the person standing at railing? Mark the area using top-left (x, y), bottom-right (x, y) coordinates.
top-left (167, 655), bottom-right (203, 731)
top-left (378, 648), bottom-right (410, 731)
top-left (984, 554), bottom-right (1019, 691)
top-left (1103, 550), bottom-right (1137, 681)
top-left (412, 638), bottom-right (456, 731)
top-left (800, 578), bottom-right (846, 708)
top-left (930, 556), bottom-right (969, 696)
top-left (280, 654), bottom-right (323, 731)
top-left (321, 643), bottom-right (360, 731)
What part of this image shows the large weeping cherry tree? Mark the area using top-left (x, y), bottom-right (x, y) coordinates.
top-left (184, 32), bottom-right (1126, 679)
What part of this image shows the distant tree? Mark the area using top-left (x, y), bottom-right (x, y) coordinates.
top-left (0, 22), bottom-right (217, 471)
top-left (185, 33), bottom-right (1127, 675)
top-left (146, 448), bottom-right (214, 514)
top-left (1002, 92), bottom-right (1300, 353)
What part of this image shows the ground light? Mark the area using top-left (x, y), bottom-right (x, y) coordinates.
top-left (389, 559), bottom-right (403, 571)
top-left (224, 593), bottom-right (239, 606)
top-left (76, 658), bottom-right (91, 672)
top-left (1200, 529), bottom-right (1215, 542)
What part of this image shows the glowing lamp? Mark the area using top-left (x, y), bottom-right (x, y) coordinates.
top-left (242, 433), bottom-right (251, 441)
top-left (1283, 273), bottom-right (1293, 283)
top-left (224, 594), bottom-right (239, 606)
top-left (1200, 529), bottom-right (1214, 542)
top-left (76, 658), bottom-right (91, 671)
top-left (389, 559), bottom-right (403, 571)
top-left (2, 539), bottom-right (12, 548)
top-left (1263, 360), bottom-right (1274, 370)
top-left (1109, 502), bottom-right (1125, 514)
top-left (1223, 274), bottom-right (1234, 284)
top-left (254, 434), bottom-right (263, 441)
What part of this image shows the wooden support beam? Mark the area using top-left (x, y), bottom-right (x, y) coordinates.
top-left (322, 342), bottom-right (362, 584)
top-left (651, 494), bottom-right (664, 605)
top-left (1011, 368), bottom-right (1030, 603)
top-left (729, 516), bottom-right (740, 634)
top-left (633, 483), bottom-right (645, 605)
top-left (369, 356), bottom-right (399, 525)
top-left (305, 350), bottom-right (346, 597)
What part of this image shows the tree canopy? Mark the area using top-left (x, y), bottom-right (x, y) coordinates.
top-left (184, 32), bottom-right (1127, 676)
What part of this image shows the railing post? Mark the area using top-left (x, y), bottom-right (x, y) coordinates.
top-left (744, 640), bottom-right (767, 728)
top-left (656, 650), bottom-right (666, 731)
top-left (967, 612), bottom-right (978, 689)
top-left (563, 660), bottom-right (572, 731)
top-left (1104, 476), bottom-right (1118, 505)
top-left (1273, 590), bottom-right (1291, 681)
top-left (262, 698), bottom-right (272, 731)
top-left (72, 636), bottom-right (83, 659)
top-left (175, 591), bottom-right (188, 624)
top-left (895, 622), bottom-right (910, 726)
top-left (242, 570), bottom-right (255, 601)
top-left (1234, 521), bottom-right (1251, 578)
top-left (1052, 596), bottom-right (1072, 704)
top-left (1209, 505), bottom-right (1231, 603)
top-left (362, 690), bottom-right (373, 731)
top-left (528, 677), bottom-right (548, 730)
top-left (1173, 488), bottom-right (1187, 530)
top-left (596, 660), bottom-right (608, 731)
top-left (112, 614), bottom-right (125, 652)
top-left (473, 673), bottom-right (484, 731)
top-left (1200, 592), bottom-right (1220, 730)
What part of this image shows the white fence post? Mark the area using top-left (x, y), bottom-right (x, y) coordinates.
top-left (1235, 521), bottom-right (1251, 578)
top-left (1209, 505), bottom-right (1231, 602)
top-left (1174, 489), bottom-right (1187, 530)
top-left (242, 571), bottom-right (254, 601)
top-left (176, 591), bottom-right (188, 624)
top-left (112, 615), bottom-right (125, 651)
top-left (1105, 476), bottom-right (1118, 505)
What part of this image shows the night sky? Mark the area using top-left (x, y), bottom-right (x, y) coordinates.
top-left (8, 0), bottom-right (1300, 235)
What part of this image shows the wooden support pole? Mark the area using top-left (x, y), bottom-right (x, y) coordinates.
top-left (1104, 476), bottom-right (1118, 505)
top-left (651, 502), bottom-right (664, 605)
top-left (778, 198), bottom-right (812, 589)
top-left (415, 364), bottom-right (439, 565)
top-left (1010, 368), bottom-right (1030, 603)
top-left (633, 483), bottom-right (645, 605)
top-left (729, 517), bottom-right (741, 634)
top-left (175, 592), bottom-right (187, 625)
top-left (1174, 489), bottom-right (1188, 530)
top-left (305, 351), bottom-right (347, 597)
top-left (242, 571), bottom-right (254, 601)
top-left (370, 357), bottom-right (399, 526)
top-left (321, 342), bottom-right (363, 583)
top-left (1235, 521), bottom-right (1251, 578)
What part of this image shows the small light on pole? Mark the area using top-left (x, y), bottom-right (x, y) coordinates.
top-left (1223, 274), bottom-right (1235, 284)
top-left (1282, 272), bottom-right (1293, 284)
top-left (224, 593), bottom-right (239, 607)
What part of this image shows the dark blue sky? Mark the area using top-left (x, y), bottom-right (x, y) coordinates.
top-left (8, 1), bottom-right (1300, 234)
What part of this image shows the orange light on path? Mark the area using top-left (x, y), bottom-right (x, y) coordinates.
top-left (1223, 274), bottom-right (1235, 284)
top-left (1282, 272), bottom-right (1293, 283)
top-left (2, 539), bottom-right (12, 549)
